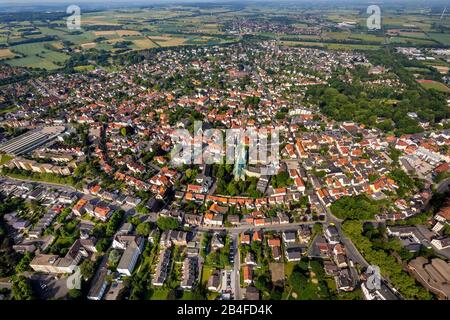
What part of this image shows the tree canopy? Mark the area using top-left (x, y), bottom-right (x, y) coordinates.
top-left (156, 216), bottom-right (179, 231)
top-left (330, 195), bottom-right (382, 220)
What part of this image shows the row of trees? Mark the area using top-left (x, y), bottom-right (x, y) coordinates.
top-left (0, 194), bottom-right (25, 277)
top-left (2, 167), bottom-right (80, 188)
top-left (342, 220), bottom-right (432, 300)
top-left (330, 195), bottom-right (384, 221)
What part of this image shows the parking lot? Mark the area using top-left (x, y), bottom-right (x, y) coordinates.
top-left (30, 274), bottom-right (70, 300)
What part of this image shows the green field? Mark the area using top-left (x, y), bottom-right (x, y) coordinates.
top-left (200, 265), bottom-right (214, 286)
top-left (280, 40), bottom-right (380, 50)
top-left (6, 41), bottom-right (69, 70)
top-left (73, 65), bottom-right (95, 72)
top-left (418, 80), bottom-right (450, 93)
top-left (405, 67), bottom-right (432, 73)
top-left (389, 36), bottom-right (438, 46)
top-left (149, 288), bottom-right (170, 300)
top-left (428, 33), bottom-right (450, 46)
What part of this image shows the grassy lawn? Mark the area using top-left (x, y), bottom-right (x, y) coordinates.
top-left (0, 154), bottom-right (13, 166)
top-left (201, 265), bottom-right (214, 286)
top-left (284, 262), bottom-right (296, 278)
top-left (74, 65), bottom-right (95, 72)
top-left (325, 278), bottom-right (337, 292)
top-left (283, 259), bottom-right (333, 300)
top-left (150, 288), bottom-right (170, 300)
top-left (178, 290), bottom-right (204, 300)
top-left (2, 169), bottom-right (76, 186)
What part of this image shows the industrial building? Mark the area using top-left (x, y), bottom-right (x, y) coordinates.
top-left (0, 126), bottom-right (65, 156)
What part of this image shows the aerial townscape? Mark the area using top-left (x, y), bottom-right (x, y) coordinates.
top-left (0, 0), bottom-right (449, 303)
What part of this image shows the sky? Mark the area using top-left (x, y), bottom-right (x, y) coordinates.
top-left (4, 0), bottom-right (443, 3)
top-left (1, 0), bottom-right (447, 11)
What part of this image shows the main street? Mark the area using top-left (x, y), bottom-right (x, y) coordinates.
top-left (196, 220), bottom-right (323, 234)
top-left (231, 233), bottom-right (241, 300)
top-left (0, 175), bottom-right (136, 213)
top-left (323, 206), bottom-right (369, 268)
top-left (0, 175), bottom-right (78, 194)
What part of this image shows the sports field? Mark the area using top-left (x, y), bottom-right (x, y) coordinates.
top-left (417, 79), bottom-right (450, 93)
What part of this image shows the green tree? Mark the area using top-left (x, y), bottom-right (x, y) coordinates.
top-left (108, 249), bottom-right (121, 268)
top-left (156, 217), bottom-right (179, 231)
top-left (15, 252), bottom-right (32, 273)
top-left (80, 259), bottom-right (96, 280)
top-left (342, 220), bottom-right (432, 300)
top-left (12, 276), bottom-right (34, 300)
top-left (272, 171), bottom-right (292, 188)
top-left (330, 195), bottom-right (382, 221)
top-left (120, 127), bottom-right (129, 137)
top-left (67, 289), bottom-right (82, 300)
top-left (136, 222), bottom-right (152, 237)
top-left (106, 211), bottom-right (124, 237)
top-left (95, 238), bottom-right (110, 253)
top-left (226, 181), bottom-right (239, 196)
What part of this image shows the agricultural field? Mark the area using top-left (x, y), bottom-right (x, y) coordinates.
top-left (0, 48), bottom-right (15, 60)
top-left (279, 40), bottom-right (380, 51)
top-left (417, 79), bottom-right (450, 93)
top-left (428, 33), bottom-right (450, 46)
top-left (389, 36), bottom-right (438, 46)
top-left (347, 33), bottom-right (385, 43)
top-left (0, 3), bottom-right (448, 71)
top-left (131, 38), bottom-right (158, 50)
top-left (92, 30), bottom-right (142, 37)
top-left (148, 35), bottom-right (187, 47)
top-left (280, 40), bottom-right (325, 48)
top-left (432, 65), bottom-right (449, 74)
top-left (6, 41), bottom-right (69, 70)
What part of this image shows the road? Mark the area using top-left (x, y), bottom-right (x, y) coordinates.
top-left (0, 175), bottom-right (136, 213)
top-left (197, 220), bottom-right (324, 234)
top-left (324, 205), bottom-right (403, 299)
top-left (436, 178), bottom-right (450, 194)
top-left (231, 233), bottom-right (241, 300)
top-left (0, 175), bottom-right (78, 193)
top-left (324, 208), bottom-right (369, 268)
top-left (4, 171), bottom-right (446, 301)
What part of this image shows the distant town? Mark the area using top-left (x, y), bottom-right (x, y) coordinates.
top-left (0, 0), bottom-right (449, 302)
